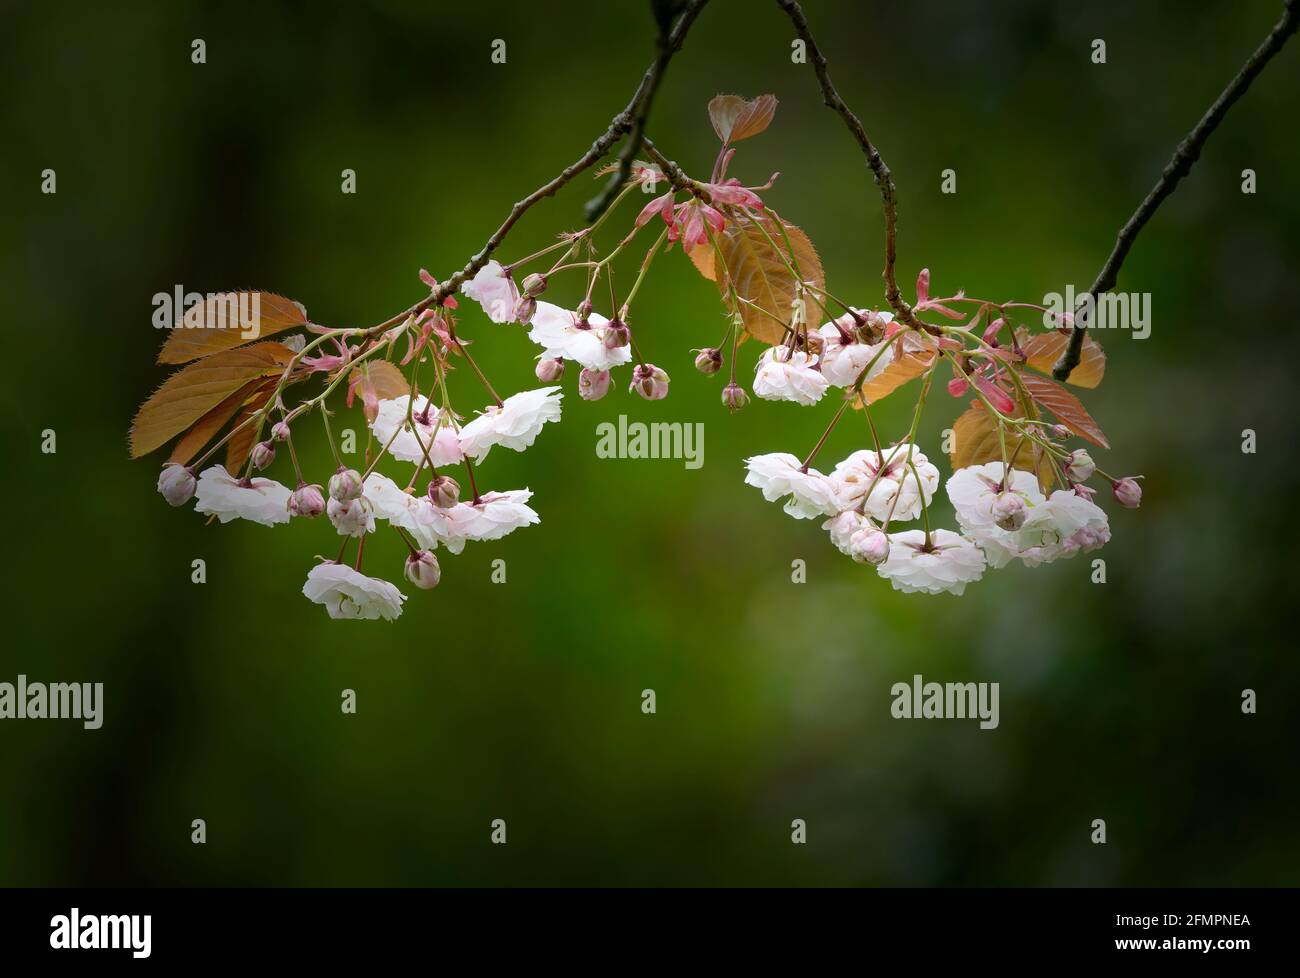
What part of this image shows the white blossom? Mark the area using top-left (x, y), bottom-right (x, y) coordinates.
top-left (461, 260), bottom-right (519, 323)
top-left (302, 563), bottom-right (405, 621)
top-left (752, 347), bottom-right (829, 406)
top-left (527, 303), bottom-right (632, 371)
top-left (442, 489), bottom-right (540, 554)
top-left (743, 452), bottom-right (841, 519)
top-left (817, 311), bottom-right (893, 388)
top-left (828, 442), bottom-right (939, 523)
top-left (328, 496), bottom-right (375, 537)
top-left (368, 395), bottom-right (464, 466)
top-left (193, 465), bottom-right (291, 526)
top-left (457, 387), bottom-right (563, 463)
top-left (876, 529), bottom-right (987, 595)
top-left (362, 473), bottom-right (449, 550)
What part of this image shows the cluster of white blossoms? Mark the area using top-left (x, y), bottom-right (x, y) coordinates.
top-left (157, 384), bottom-right (562, 621)
top-left (744, 448), bottom-right (1115, 597)
top-left (460, 260), bottom-right (670, 403)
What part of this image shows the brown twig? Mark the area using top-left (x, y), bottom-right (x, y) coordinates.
top-left (367, 0), bottom-right (709, 336)
top-left (775, 0), bottom-right (934, 334)
top-left (1053, 0), bottom-right (1298, 380)
top-left (585, 0), bottom-right (711, 221)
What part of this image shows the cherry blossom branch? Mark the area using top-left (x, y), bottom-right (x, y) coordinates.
top-left (585, 0), bottom-right (711, 221)
top-left (1052, 0), bottom-right (1298, 380)
top-left (774, 0), bottom-right (931, 334)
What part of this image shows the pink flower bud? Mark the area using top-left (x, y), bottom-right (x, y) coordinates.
top-left (1065, 449), bottom-right (1095, 483)
top-left (981, 317), bottom-right (1006, 347)
top-left (1051, 424), bottom-right (1071, 440)
top-left (630, 364), bottom-right (670, 400)
top-left (521, 273), bottom-right (548, 297)
top-left (694, 348), bottom-right (722, 375)
top-left (514, 295), bottom-right (537, 325)
top-left (946, 376), bottom-right (969, 397)
top-left (849, 527), bottom-right (890, 566)
top-left (404, 550), bottom-right (442, 589)
top-left (427, 474), bottom-right (460, 508)
top-left (251, 440), bottom-right (276, 471)
top-left (1112, 477), bottom-right (1142, 509)
top-left (271, 421), bottom-right (291, 443)
top-left (289, 483), bottom-right (326, 518)
top-left (915, 268), bottom-right (931, 305)
top-left (157, 463), bottom-right (196, 507)
top-left (604, 320), bottom-right (631, 350)
top-left (1074, 483), bottom-right (1097, 500)
top-left (722, 382), bottom-right (748, 413)
top-left (535, 357), bottom-right (565, 382)
top-left (329, 467), bottom-right (364, 502)
top-left (579, 368), bottom-right (611, 401)
top-left (991, 491), bottom-right (1027, 531)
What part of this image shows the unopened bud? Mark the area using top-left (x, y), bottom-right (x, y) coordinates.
top-left (521, 273), bottom-right (548, 297)
top-left (579, 368), bottom-right (611, 401)
top-left (604, 320), bottom-right (631, 350)
top-left (1051, 424), bottom-right (1072, 440)
top-left (848, 527), bottom-right (890, 565)
top-left (514, 295), bottom-right (537, 325)
top-left (271, 421), bottom-right (291, 443)
top-left (722, 382), bottom-right (748, 413)
top-left (535, 357), bottom-right (565, 382)
top-left (630, 363), bottom-right (670, 400)
top-left (427, 474), bottom-right (460, 508)
top-left (1065, 449), bottom-right (1095, 483)
top-left (991, 491), bottom-right (1027, 531)
top-left (289, 483), bottom-right (326, 518)
top-left (1112, 477), bottom-right (1143, 509)
top-left (404, 550), bottom-right (442, 589)
top-left (157, 463), bottom-right (196, 507)
top-left (251, 441), bottom-right (276, 471)
top-left (329, 467), bottom-right (364, 502)
top-left (694, 348), bottom-right (722, 375)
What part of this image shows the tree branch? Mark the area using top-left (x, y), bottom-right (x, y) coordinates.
top-left (367, 0), bottom-right (708, 331)
top-left (1053, 0), bottom-right (1299, 380)
top-left (775, 0), bottom-right (932, 333)
top-left (584, 0), bottom-right (711, 222)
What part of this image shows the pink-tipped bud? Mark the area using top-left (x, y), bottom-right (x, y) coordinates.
top-left (981, 316), bottom-right (1006, 347)
top-left (991, 491), bottom-right (1027, 531)
top-left (251, 440), bottom-right (276, 471)
top-left (404, 550), bottom-right (441, 589)
top-left (1065, 449), bottom-right (1095, 483)
top-left (579, 368), bottom-right (611, 401)
top-left (722, 382), bottom-right (748, 413)
top-left (1074, 483), bottom-right (1097, 500)
top-left (1051, 424), bottom-right (1071, 440)
top-left (535, 357), bottom-right (565, 382)
top-left (946, 376), bottom-right (969, 397)
top-left (848, 527), bottom-right (890, 566)
top-left (157, 463), bottom-right (196, 507)
top-left (604, 320), bottom-right (631, 350)
top-left (514, 295), bottom-right (537, 325)
top-left (915, 268), bottom-right (931, 305)
top-left (521, 273), bottom-right (547, 298)
top-left (630, 363), bottom-right (670, 400)
top-left (328, 467), bottom-right (364, 502)
top-left (271, 421), bottom-right (291, 443)
top-left (1113, 477), bottom-right (1142, 509)
top-left (427, 474), bottom-right (460, 509)
top-left (694, 348), bottom-right (722, 375)
top-left (289, 483), bottom-right (326, 518)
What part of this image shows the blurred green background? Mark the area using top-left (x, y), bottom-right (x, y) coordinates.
top-left (2, 0), bottom-right (1298, 886)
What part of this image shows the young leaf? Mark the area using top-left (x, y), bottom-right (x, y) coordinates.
top-left (708, 94), bottom-right (778, 144)
top-left (130, 342), bottom-right (293, 458)
top-left (167, 378), bottom-right (269, 465)
top-left (950, 401), bottom-right (1054, 489)
top-left (157, 292), bottom-right (308, 365)
top-left (225, 383), bottom-right (279, 473)
top-left (1021, 330), bottom-right (1105, 388)
top-left (351, 360), bottom-right (410, 401)
top-left (851, 348), bottom-right (936, 407)
top-left (711, 214), bottom-right (823, 345)
top-left (1020, 373), bottom-right (1109, 448)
